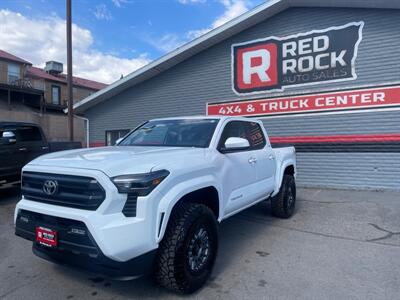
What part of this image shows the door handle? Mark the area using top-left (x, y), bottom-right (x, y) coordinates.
top-left (248, 157), bottom-right (257, 164)
top-left (268, 154), bottom-right (275, 160)
top-left (19, 147), bottom-right (27, 152)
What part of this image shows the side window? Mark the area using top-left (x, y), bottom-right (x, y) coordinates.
top-left (218, 121), bottom-right (266, 151)
top-left (218, 121), bottom-right (249, 150)
top-left (246, 122), bottom-right (266, 150)
top-left (51, 85), bottom-right (61, 105)
top-left (17, 126), bottom-right (42, 142)
top-left (8, 63), bottom-right (20, 83)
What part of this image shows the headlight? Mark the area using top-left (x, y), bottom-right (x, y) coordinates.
top-left (111, 169), bottom-right (169, 196)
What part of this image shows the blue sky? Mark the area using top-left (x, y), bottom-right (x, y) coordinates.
top-left (0, 0), bottom-right (265, 83)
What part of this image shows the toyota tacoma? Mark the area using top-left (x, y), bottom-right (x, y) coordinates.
top-left (15, 116), bottom-right (296, 293)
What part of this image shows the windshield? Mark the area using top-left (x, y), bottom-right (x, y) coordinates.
top-left (118, 119), bottom-right (219, 148)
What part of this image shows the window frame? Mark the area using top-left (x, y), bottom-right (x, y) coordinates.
top-left (51, 85), bottom-right (61, 105)
top-left (7, 63), bottom-right (21, 83)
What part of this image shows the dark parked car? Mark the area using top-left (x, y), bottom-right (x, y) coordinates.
top-left (0, 122), bottom-right (81, 186)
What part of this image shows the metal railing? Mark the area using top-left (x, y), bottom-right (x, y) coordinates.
top-left (9, 78), bottom-right (34, 89)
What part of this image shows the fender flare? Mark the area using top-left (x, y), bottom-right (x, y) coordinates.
top-left (271, 160), bottom-right (296, 197)
top-left (155, 175), bottom-right (222, 243)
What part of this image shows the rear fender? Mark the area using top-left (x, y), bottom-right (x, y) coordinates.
top-left (272, 160), bottom-right (296, 197)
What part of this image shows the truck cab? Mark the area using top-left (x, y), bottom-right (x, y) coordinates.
top-left (0, 122), bottom-right (49, 185)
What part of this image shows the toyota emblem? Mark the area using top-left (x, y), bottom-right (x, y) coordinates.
top-left (43, 180), bottom-right (58, 196)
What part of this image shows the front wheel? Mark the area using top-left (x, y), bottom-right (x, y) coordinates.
top-left (270, 174), bottom-right (296, 218)
top-left (154, 203), bottom-right (218, 294)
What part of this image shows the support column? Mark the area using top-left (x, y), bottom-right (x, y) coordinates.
top-left (40, 94), bottom-right (43, 115)
top-left (7, 89), bottom-right (11, 110)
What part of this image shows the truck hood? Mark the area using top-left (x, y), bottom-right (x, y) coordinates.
top-left (28, 146), bottom-right (206, 177)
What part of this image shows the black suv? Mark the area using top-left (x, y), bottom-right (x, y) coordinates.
top-left (0, 122), bottom-right (49, 185)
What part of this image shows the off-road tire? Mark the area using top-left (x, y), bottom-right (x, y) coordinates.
top-left (154, 203), bottom-right (218, 294)
top-left (270, 174), bottom-right (296, 218)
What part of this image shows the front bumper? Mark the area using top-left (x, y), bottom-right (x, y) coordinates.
top-left (15, 165), bottom-right (159, 263)
top-left (15, 209), bottom-right (156, 278)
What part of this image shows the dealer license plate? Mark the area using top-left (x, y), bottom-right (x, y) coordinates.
top-left (36, 226), bottom-right (58, 248)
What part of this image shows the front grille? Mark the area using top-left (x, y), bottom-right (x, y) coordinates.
top-left (22, 171), bottom-right (106, 210)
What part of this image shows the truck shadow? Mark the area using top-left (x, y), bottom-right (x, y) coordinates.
top-left (0, 184), bottom-right (20, 204)
top-left (52, 200), bottom-right (300, 298)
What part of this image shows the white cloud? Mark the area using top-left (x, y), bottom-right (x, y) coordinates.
top-left (111, 0), bottom-right (131, 8)
top-left (178, 0), bottom-right (207, 4)
top-left (145, 33), bottom-right (187, 53)
top-left (188, 0), bottom-right (249, 39)
top-left (0, 9), bottom-right (150, 84)
top-left (150, 0), bottom-right (250, 53)
top-left (93, 4), bottom-right (112, 21)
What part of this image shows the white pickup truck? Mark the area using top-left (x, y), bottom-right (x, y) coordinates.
top-left (15, 116), bottom-right (296, 293)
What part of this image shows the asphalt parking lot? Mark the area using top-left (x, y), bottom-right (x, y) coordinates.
top-left (1, 185), bottom-right (399, 300)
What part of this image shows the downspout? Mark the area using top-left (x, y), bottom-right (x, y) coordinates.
top-left (74, 115), bottom-right (90, 148)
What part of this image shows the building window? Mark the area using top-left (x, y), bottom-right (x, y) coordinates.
top-left (51, 85), bottom-right (61, 105)
top-left (106, 129), bottom-right (130, 146)
top-left (8, 63), bottom-right (20, 84)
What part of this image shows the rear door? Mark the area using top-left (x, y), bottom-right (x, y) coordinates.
top-left (246, 121), bottom-right (276, 197)
top-left (218, 120), bottom-right (259, 216)
top-left (15, 125), bottom-right (48, 166)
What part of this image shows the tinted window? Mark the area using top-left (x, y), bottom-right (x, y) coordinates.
top-left (17, 126), bottom-right (42, 142)
top-left (119, 119), bottom-right (219, 148)
top-left (218, 121), bottom-right (266, 150)
top-left (246, 121), bottom-right (266, 150)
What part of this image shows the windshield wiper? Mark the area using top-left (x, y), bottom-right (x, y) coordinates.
top-left (139, 125), bottom-right (156, 132)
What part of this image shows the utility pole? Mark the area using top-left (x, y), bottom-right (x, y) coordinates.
top-left (66, 0), bottom-right (73, 141)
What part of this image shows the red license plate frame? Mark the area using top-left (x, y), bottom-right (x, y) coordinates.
top-left (36, 226), bottom-right (58, 248)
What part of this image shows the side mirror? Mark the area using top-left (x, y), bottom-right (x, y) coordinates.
top-left (115, 138), bottom-right (123, 145)
top-left (1, 131), bottom-right (16, 145)
top-left (220, 137), bottom-right (250, 153)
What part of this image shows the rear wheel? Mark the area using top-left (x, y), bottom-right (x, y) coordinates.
top-left (270, 174), bottom-right (296, 218)
top-left (154, 203), bottom-right (218, 294)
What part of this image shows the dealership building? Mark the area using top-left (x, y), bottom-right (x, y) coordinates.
top-left (73, 0), bottom-right (400, 190)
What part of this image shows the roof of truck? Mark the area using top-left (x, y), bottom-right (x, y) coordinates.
top-left (0, 122), bottom-right (40, 127)
top-left (149, 115), bottom-right (260, 122)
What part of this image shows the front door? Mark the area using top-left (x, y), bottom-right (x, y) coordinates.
top-left (218, 121), bottom-right (259, 216)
